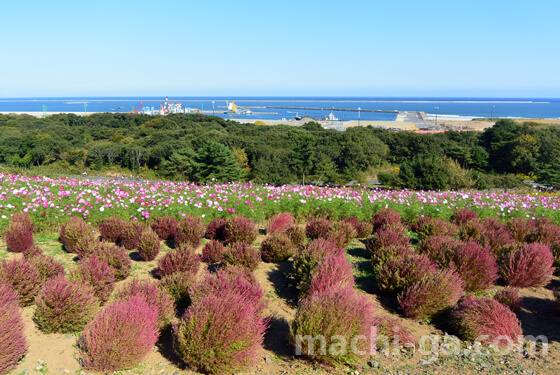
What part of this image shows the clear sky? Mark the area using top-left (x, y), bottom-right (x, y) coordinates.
top-left (1, 0), bottom-right (559, 98)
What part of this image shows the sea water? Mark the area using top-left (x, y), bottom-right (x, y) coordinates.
top-left (0, 97), bottom-right (558, 121)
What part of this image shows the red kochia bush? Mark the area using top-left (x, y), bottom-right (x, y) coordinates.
top-left (494, 288), bottom-right (522, 313)
top-left (305, 218), bottom-right (332, 239)
top-left (0, 258), bottom-right (42, 306)
top-left (11, 212), bottom-right (34, 232)
top-left (29, 255), bottom-right (66, 282)
top-left (78, 295), bottom-right (159, 372)
top-left (376, 252), bottom-right (437, 295)
top-left (292, 238), bottom-right (344, 290)
top-left (398, 269), bottom-right (464, 320)
top-left (285, 225), bottom-right (306, 247)
top-left (417, 235), bottom-right (461, 266)
top-left (526, 218), bottom-right (560, 245)
top-left (22, 245), bottom-right (44, 260)
top-left (112, 279), bottom-right (175, 329)
top-left (160, 272), bottom-right (197, 308)
top-left (367, 226), bottom-right (410, 257)
top-left (176, 215), bottom-right (205, 248)
top-left (5, 221), bottom-right (34, 253)
top-left (60, 217), bottom-right (96, 253)
top-left (458, 219), bottom-right (484, 242)
top-left (451, 298), bottom-right (522, 343)
top-left (88, 241), bottom-right (132, 281)
top-left (304, 255), bottom-right (355, 297)
top-left (222, 241), bottom-right (261, 271)
top-left (267, 212), bottom-right (295, 235)
top-left (151, 215), bottom-right (178, 241)
top-left (291, 287), bottom-right (376, 366)
top-left (410, 216), bottom-right (456, 241)
top-left (507, 218), bottom-right (536, 243)
top-left (174, 294), bottom-right (268, 374)
top-left (121, 221), bottom-right (144, 250)
top-left (202, 240), bottom-right (226, 263)
top-left (449, 241), bottom-right (499, 293)
top-left (324, 221), bottom-right (357, 248)
top-left (33, 276), bottom-right (99, 333)
top-left (480, 226), bottom-right (516, 257)
top-left (225, 216), bottom-right (258, 244)
top-left (98, 216), bottom-right (126, 243)
top-left (0, 284), bottom-right (27, 375)
top-left (156, 244), bottom-right (201, 278)
top-left (450, 208), bottom-right (478, 225)
top-left (500, 243), bottom-right (555, 288)
top-left (356, 221), bottom-right (374, 239)
top-left (260, 234), bottom-right (295, 263)
top-left (190, 267), bottom-right (266, 316)
top-left (372, 207), bottom-right (402, 231)
top-left (70, 256), bottom-right (116, 304)
top-left (137, 228), bottom-right (161, 261)
top-left (205, 218), bottom-right (228, 242)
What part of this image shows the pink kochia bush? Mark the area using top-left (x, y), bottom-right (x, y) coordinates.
top-left (60, 216), bottom-right (96, 254)
top-left (88, 241), bottom-right (132, 281)
top-left (450, 208), bottom-right (478, 225)
top-left (372, 207), bottom-right (402, 231)
top-left (324, 221), bottom-right (357, 248)
top-left (202, 240), bottom-right (226, 263)
top-left (494, 288), bottom-right (522, 313)
top-left (500, 243), bottom-right (555, 288)
top-left (448, 241), bottom-right (499, 293)
top-left (5, 221), bottom-right (34, 253)
top-left (11, 212), bottom-right (34, 232)
top-left (451, 298), bottom-right (522, 343)
top-left (120, 221), bottom-right (144, 250)
top-left (267, 212), bottom-right (295, 235)
top-left (398, 269), bottom-right (464, 321)
top-left (174, 293), bottom-right (268, 374)
top-left (175, 215), bottom-right (205, 248)
top-left (260, 234), bottom-right (295, 263)
top-left (305, 218), bottom-right (332, 240)
top-left (137, 228), bottom-right (161, 261)
top-left (205, 218), bottom-right (228, 242)
top-left (285, 225), bottom-right (306, 247)
top-left (98, 216), bottom-right (125, 243)
top-left (376, 252), bottom-right (437, 295)
top-left (160, 272), bottom-right (197, 308)
top-left (33, 276), bottom-right (99, 333)
top-left (70, 256), bottom-right (116, 304)
top-left (526, 218), bottom-right (560, 245)
top-left (291, 287), bottom-right (376, 366)
top-left (22, 245), bottom-right (44, 260)
top-left (507, 218), bottom-right (536, 243)
top-left (29, 255), bottom-right (66, 282)
top-left (367, 226), bottom-right (410, 258)
top-left (150, 215), bottom-right (178, 241)
top-left (417, 235), bottom-right (462, 266)
top-left (0, 284), bottom-right (27, 375)
top-left (410, 216), bottom-right (456, 241)
top-left (222, 241), bottom-right (261, 271)
top-left (78, 295), bottom-right (159, 372)
top-left (292, 238), bottom-right (344, 290)
top-left (0, 258), bottom-right (42, 306)
top-left (225, 216), bottom-right (258, 244)
top-left (304, 255), bottom-right (355, 297)
top-left (112, 279), bottom-right (175, 329)
top-left (156, 244), bottom-right (201, 278)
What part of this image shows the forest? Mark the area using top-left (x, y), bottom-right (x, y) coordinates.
top-left (1, 112), bottom-right (559, 190)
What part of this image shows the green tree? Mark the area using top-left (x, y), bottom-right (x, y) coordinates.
top-left (160, 148), bottom-right (199, 181)
top-left (195, 141), bottom-right (244, 183)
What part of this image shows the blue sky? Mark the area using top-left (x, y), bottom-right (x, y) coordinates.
top-left (1, 0), bottom-right (559, 97)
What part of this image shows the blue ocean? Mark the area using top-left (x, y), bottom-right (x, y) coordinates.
top-left (0, 97), bottom-right (559, 121)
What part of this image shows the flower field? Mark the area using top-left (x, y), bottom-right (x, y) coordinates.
top-left (2, 173), bottom-right (560, 233)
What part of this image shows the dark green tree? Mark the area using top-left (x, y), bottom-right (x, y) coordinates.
top-left (195, 141), bottom-right (244, 183)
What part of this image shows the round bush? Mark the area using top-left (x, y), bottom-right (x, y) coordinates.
top-left (0, 258), bottom-right (42, 306)
top-left (450, 208), bottom-right (478, 225)
top-left (78, 295), bottom-right (159, 372)
top-left (451, 297), bottom-right (522, 343)
top-left (458, 219), bottom-right (485, 242)
top-left (156, 244), bottom-right (201, 278)
top-left (376, 252), bottom-right (437, 295)
top-left (205, 218), bottom-right (227, 242)
top-left (398, 269), bottom-right (464, 321)
top-left (494, 288), bottom-right (522, 313)
top-left (137, 228), bottom-right (161, 261)
top-left (366, 227), bottom-right (410, 260)
top-left (151, 215), bottom-right (178, 241)
top-left (323, 221), bottom-right (357, 248)
top-left (10, 212), bottom-right (34, 232)
top-left (5, 221), bottom-right (34, 253)
top-left (285, 225), bottom-right (306, 247)
top-left (304, 255), bottom-right (355, 297)
top-left (176, 215), bottom-right (205, 248)
top-left (222, 241), bottom-right (261, 271)
top-left (448, 241), bottom-right (499, 293)
top-left (29, 255), bottom-right (66, 282)
top-left (225, 216), bottom-right (258, 244)
top-left (99, 216), bottom-right (126, 243)
top-left (112, 279), bottom-right (175, 329)
top-left (70, 256), bottom-right (116, 304)
top-left (372, 207), bottom-right (402, 231)
top-left (121, 221), bottom-right (144, 250)
top-left (33, 276), bottom-right (99, 333)
top-left (201, 240), bottom-right (226, 263)
top-left (291, 287), bottom-right (376, 366)
top-left (507, 218), bottom-right (536, 243)
top-left (356, 221), bottom-right (374, 238)
top-left (22, 245), bottom-right (44, 260)
top-left (500, 243), bottom-right (555, 288)
top-left (527, 218), bottom-right (560, 245)
top-left (480, 227), bottom-right (516, 257)
top-left (410, 216), bottom-right (457, 241)
top-left (267, 212), bottom-right (295, 235)
top-left (60, 217), bottom-right (96, 253)
top-left (0, 284), bottom-right (27, 375)
top-left (305, 218), bottom-right (331, 239)
top-left (174, 294), bottom-right (267, 374)
top-left (260, 234), bottom-right (295, 263)
top-left (417, 235), bottom-right (461, 266)
top-left (160, 272), bottom-right (196, 308)
top-left (88, 241), bottom-right (132, 281)
top-left (293, 238), bottom-right (344, 290)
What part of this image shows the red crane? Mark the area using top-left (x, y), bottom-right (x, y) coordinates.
top-left (133, 100), bottom-right (143, 114)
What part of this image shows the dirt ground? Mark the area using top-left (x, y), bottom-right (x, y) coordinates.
top-left (3, 228), bottom-right (560, 375)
